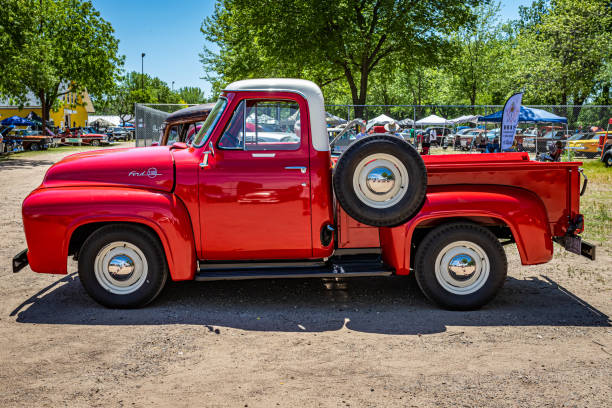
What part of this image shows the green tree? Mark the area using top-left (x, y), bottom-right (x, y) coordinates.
top-left (202, 0), bottom-right (483, 116)
top-left (445, 1), bottom-right (506, 106)
top-left (93, 71), bottom-right (183, 123)
top-left (177, 86), bottom-right (207, 104)
top-left (508, 0), bottom-right (611, 112)
top-left (0, 0), bottom-right (123, 131)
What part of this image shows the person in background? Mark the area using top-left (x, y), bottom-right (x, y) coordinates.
top-left (384, 122), bottom-right (401, 137)
top-left (474, 131), bottom-right (486, 152)
top-left (421, 129), bottom-right (435, 155)
top-left (514, 129), bottom-right (525, 152)
top-left (410, 127), bottom-right (416, 146)
top-left (355, 125), bottom-right (367, 139)
top-left (575, 125), bottom-right (583, 134)
top-left (538, 140), bottom-right (564, 162)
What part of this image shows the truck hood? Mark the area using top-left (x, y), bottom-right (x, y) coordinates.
top-left (42, 146), bottom-right (174, 192)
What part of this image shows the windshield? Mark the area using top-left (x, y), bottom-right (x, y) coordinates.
top-left (192, 98), bottom-right (227, 147)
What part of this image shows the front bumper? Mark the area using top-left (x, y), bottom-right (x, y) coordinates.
top-left (13, 248), bottom-right (29, 273)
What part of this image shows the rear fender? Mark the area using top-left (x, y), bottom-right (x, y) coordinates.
top-left (22, 187), bottom-right (196, 281)
top-left (379, 185), bottom-right (553, 275)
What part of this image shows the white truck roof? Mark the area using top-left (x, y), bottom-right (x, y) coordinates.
top-left (224, 78), bottom-right (329, 152)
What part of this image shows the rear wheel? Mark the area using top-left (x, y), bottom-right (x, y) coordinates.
top-left (91, 139), bottom-right (101, 146)
top-left (414, 223), bottom-right (507, 310)
top-left (333, 135), bottom-right (427, 227)
top-left (78, 224), bottom-right (168, 308)
top-left (29, 143), bottom-right (40, 151)
top-left (604, 153), bottom-right (612, 167)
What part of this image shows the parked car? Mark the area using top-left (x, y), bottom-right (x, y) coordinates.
top-left (446, 128), bottom-right (476, 150)
top-left (105, 126), bottom-right (132, 141)
top-left (458, 129), bottom-right (486, 151)
top-left (64, 127), bottom-right (110, 146)
top-left (567, 132), bottom-right (608, 158)
top-left (5, 128), bottom-right (52, 151)
top-left (600, 136), bottom-right (612, 167)
top-left (423, 127), bottom-right (452, 146)
top-left (156, 103), bottom-right (215, 146)
top-left (14, 78), bottom-right (595, 312)
top-left (523, 126), bottom-right (567, 152)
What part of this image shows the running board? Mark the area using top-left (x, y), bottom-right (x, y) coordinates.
top-left (195, 259), bottom-right (393, 281)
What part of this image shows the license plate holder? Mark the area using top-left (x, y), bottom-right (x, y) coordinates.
top-left (564, 235), bottom-right (581, 255)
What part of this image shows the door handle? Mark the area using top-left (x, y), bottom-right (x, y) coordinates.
top-left (200, 151), bottom-right (211, 168)
top-left (285, 166), bottom-right (307, 174)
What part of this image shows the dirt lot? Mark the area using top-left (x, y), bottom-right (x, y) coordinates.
top-left (0, 145), bottom-right (610, 407)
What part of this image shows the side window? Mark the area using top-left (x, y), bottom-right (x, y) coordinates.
top-left (185, 121), bottom-right (204, 144)
top-left (219, 101), bottom-right (245, 149)
top-left (167, 125), bottom-right (180, 145)
top-left (218, 99), bottom-right (301, 151)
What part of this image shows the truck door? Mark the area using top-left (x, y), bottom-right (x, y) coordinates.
top-left (198, 96), bottom-right (312, 260)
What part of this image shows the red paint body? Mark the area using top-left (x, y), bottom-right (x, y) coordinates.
top-left (21, 90), bottom-right (585, 281)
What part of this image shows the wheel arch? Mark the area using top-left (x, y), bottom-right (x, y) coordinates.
top-left (23, 187), bottom-right (196, 281)
top-left (379, 186), bottom-right (554, 275)
top-left (65, 214), bottom-right (195, 282)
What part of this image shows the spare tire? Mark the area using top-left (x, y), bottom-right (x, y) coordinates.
top-left (333, 135), bottom-right (427, 227)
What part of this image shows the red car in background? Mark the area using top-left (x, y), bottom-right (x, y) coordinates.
top-left (63, 127), bottom-right (111, 146)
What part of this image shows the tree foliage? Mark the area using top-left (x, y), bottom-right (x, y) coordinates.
top-left (202, 0), bottom-right (482, 116)
top-left (201, 0), bottom-right (611, 121)
top-left (93, 71), bottom-right (188, 123)
top-left (0, 0), bottom-right (123, 130)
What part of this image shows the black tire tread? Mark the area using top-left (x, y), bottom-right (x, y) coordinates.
top-left (414, 222), bottom-right (507, 310)
top-left (78, 224), bottom-right (168, 308)
top-left (333, 135), bottom-right (427, 227)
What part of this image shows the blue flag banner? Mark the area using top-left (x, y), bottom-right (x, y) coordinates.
top-left (501, 92), bottom-right (523, 150)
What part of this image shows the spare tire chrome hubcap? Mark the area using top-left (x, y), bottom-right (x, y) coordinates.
top-left (353, 153), bottom-right (409, 209)
top-left (94, 241), bottom-right (148, 295)
top-left (434, 241), bottom-right (489, 295)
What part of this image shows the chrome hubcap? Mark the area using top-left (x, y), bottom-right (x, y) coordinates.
top-left (366, 166), bottom-right (395, 195)
top-left (107, 254), bottom-right (135, 281)
top-left (94, 241), bottom-right (148, 295)
top-left (434, 241), bottom-right (489, 295)
top-left (353, 153), bottom-right (409, 209)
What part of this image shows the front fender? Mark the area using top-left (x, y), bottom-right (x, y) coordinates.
top-left (22, 187), bottom-right (196, 281)
top-left (379, 185), bottom-right (553, 275)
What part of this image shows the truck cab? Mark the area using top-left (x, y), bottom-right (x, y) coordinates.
top-left (15, 79), bottom-right (595, 310)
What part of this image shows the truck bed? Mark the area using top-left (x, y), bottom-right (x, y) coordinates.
top-left (337, 152), bottom-right (582, 248)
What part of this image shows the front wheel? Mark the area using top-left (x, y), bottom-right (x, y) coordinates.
top-left (91, 139), bottom-right (101, 146)
top-left (414, 223), bottom-right (507, 310)
top-left (78, 224), bottom-right (168, 308)
top-left (604, 153), bottom-right (612, 167)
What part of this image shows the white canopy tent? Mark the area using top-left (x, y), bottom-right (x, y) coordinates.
top-left (415, 114), bottom-right (449, 127)
top-left (398, 117), bottom-right (415, 126)
top-left (366, 114), bottom-right (397, 130)
top-left (326, 112), bottom-right (347, 126)
top-left (448, 115), bottom-right (480, 125)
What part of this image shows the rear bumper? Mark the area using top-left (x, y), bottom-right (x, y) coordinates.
top-left (553, 236), bottom-right (596, 260)
top-left (13, 248), bottom-right (29, 273)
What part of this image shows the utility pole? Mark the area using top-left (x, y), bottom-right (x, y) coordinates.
top-left (141, 53), bottom-right (146, 92)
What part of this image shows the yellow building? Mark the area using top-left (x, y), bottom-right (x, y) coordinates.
top-left (0, 88), bottom-right (95, 128)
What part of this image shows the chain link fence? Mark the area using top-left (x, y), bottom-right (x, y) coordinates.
top-left (135, 104), bottom-right (193, 147)
top-left (135, 103), bottom-right (611, 156)
top-left (324, 104), bottom-right (612, 130)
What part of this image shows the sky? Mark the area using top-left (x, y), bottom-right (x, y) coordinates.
top-left (92, 0), bottom-right (533, 97)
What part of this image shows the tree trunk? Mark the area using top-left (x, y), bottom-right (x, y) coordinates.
top-left (39, 90), bottom-right (47, 135)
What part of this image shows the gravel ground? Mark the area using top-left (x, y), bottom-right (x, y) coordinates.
top-left (0, 144), bottom-right (610, 407)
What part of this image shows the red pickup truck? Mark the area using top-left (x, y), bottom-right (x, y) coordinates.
top-left (14, 79), bottom-right (595, 310)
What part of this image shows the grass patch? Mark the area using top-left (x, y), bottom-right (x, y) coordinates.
top-left (577, 159), bottom-right (611, 248)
